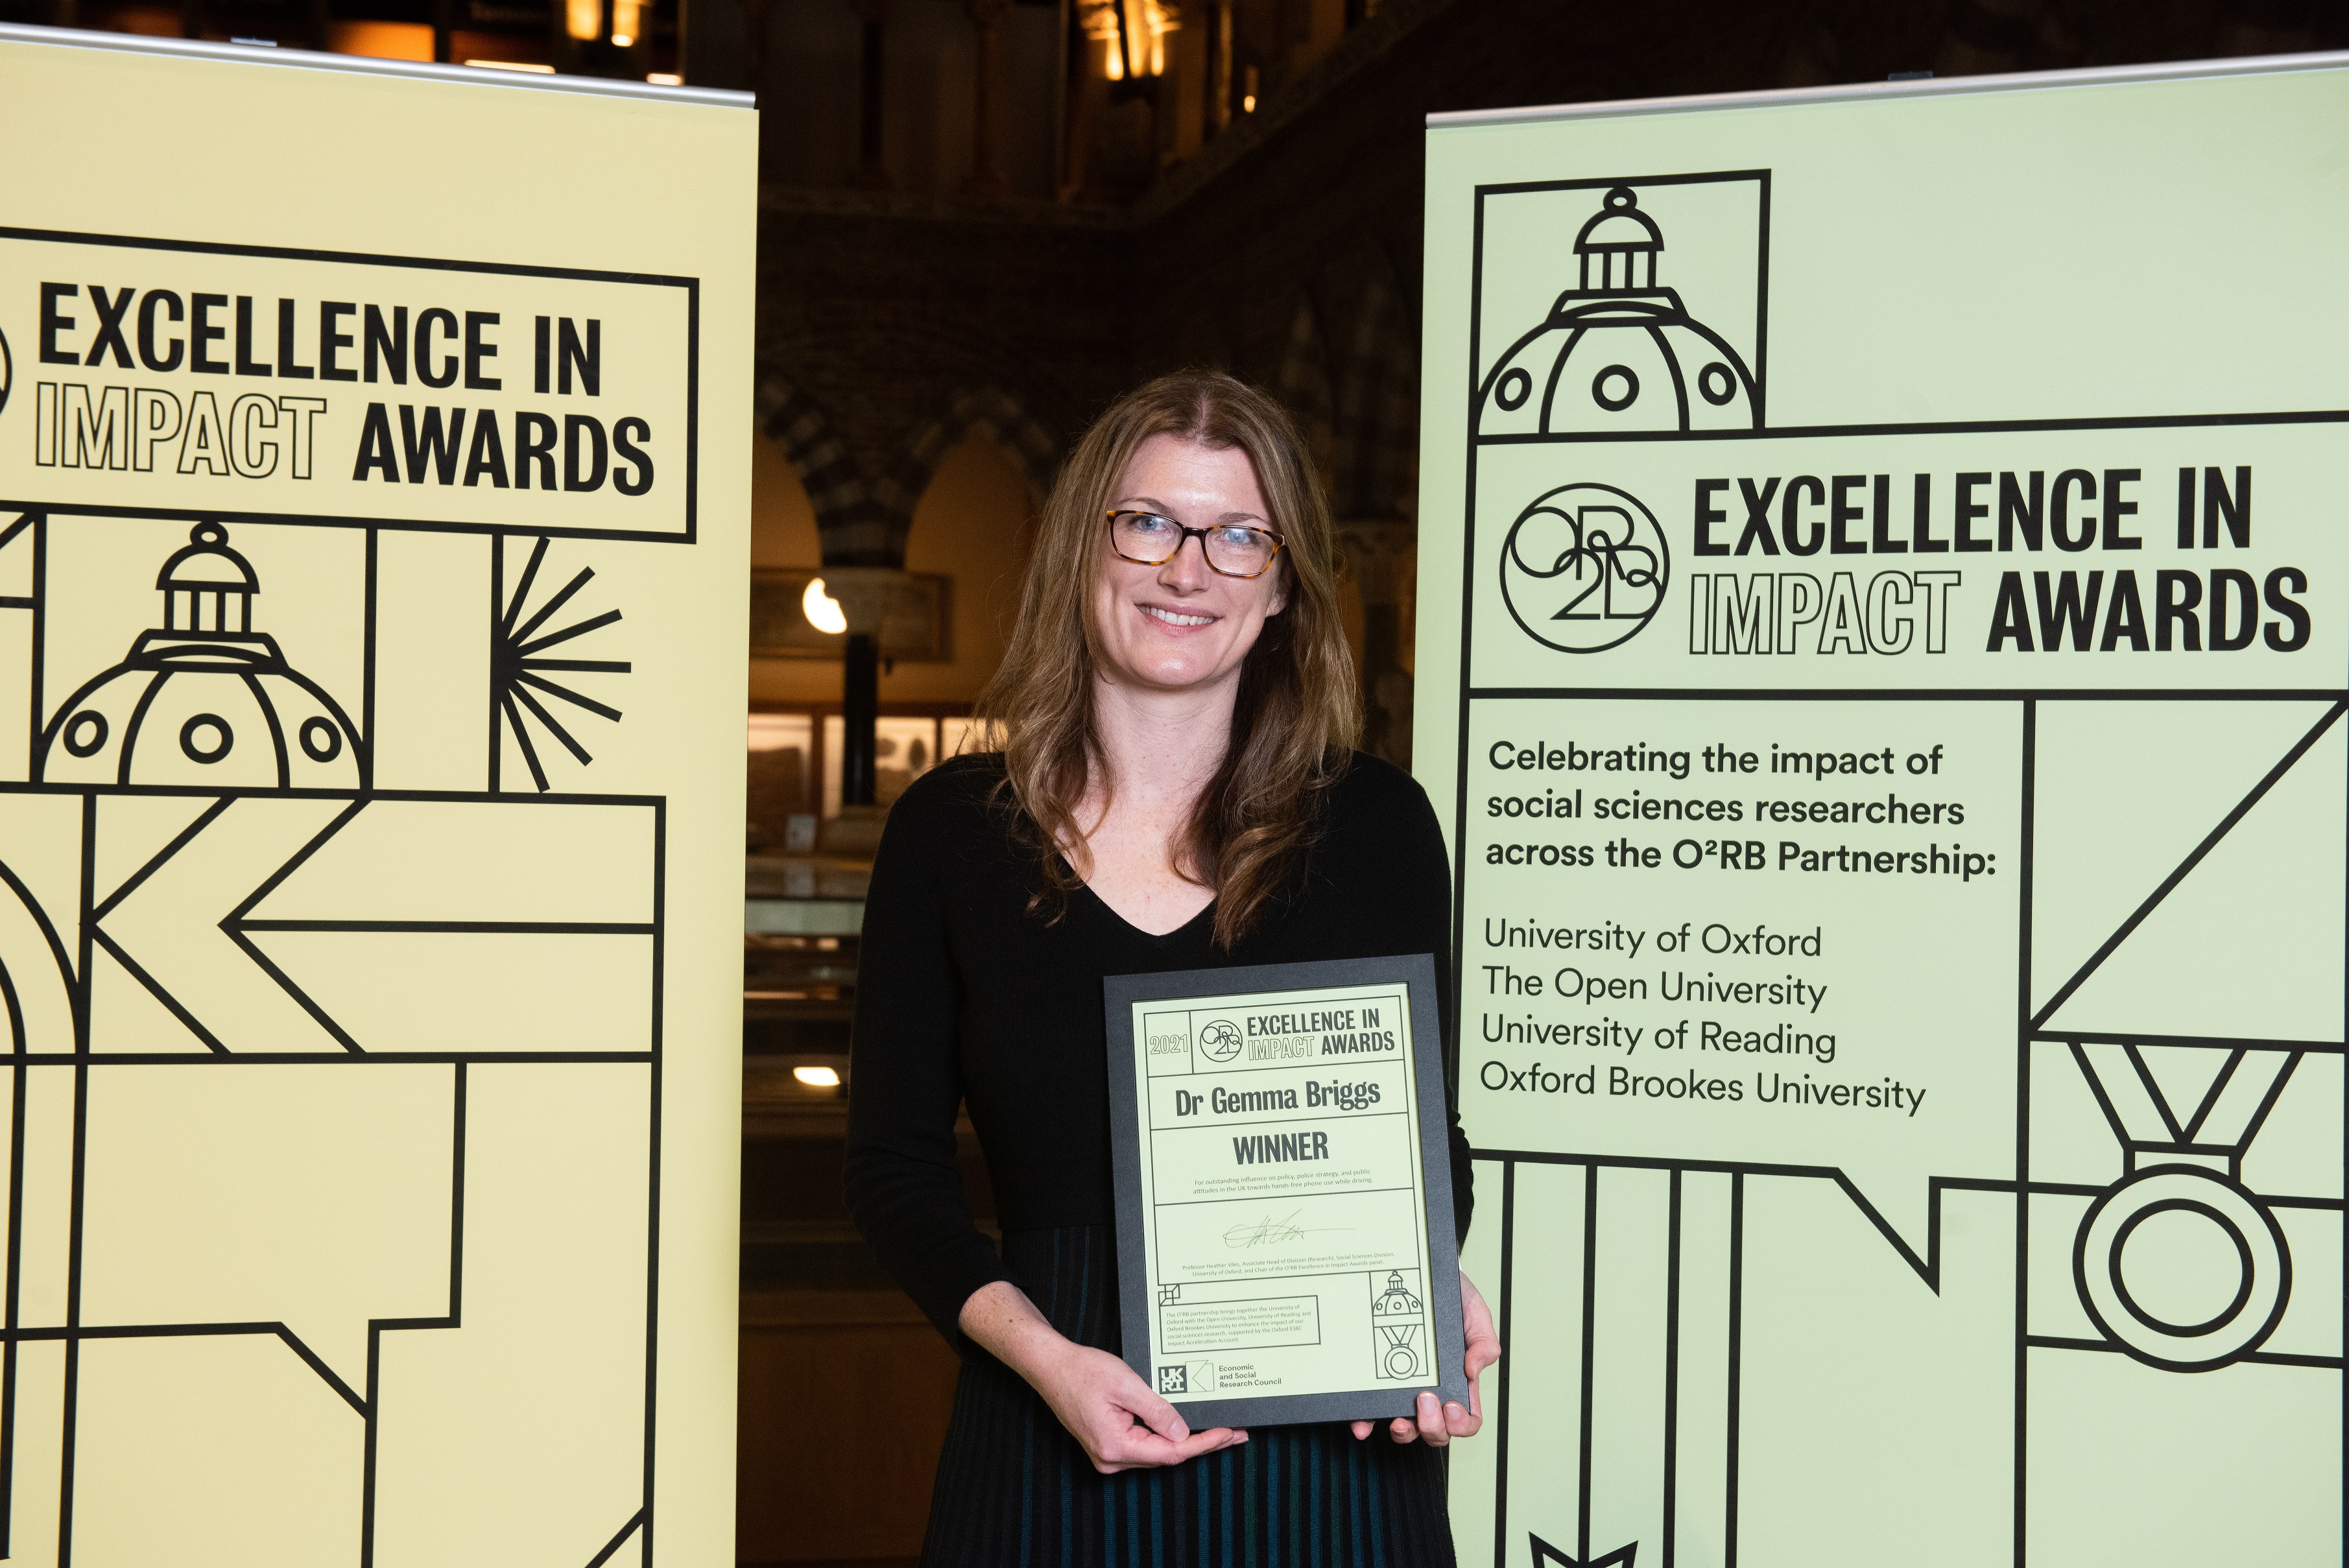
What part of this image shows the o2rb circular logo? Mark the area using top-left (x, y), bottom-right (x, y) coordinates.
top-left (1499, 481), bottom-right (1669, 654)
top-left (1197, 1019), bottom-right (1243, 1062)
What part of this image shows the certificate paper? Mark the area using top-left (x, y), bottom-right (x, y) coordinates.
top-left (1104, 955), bottom-right (1469, 1429)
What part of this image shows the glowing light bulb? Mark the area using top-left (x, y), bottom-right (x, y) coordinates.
top-left (610, 0), bottom-right (641, 46)
top-left (793, 1065), bottom-right (841, 1088)
top-left (565, 0), bottom-right (600, 41)
top-left (802, 577), bottom-right (846, 635)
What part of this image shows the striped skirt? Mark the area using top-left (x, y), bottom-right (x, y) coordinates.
top-left (922, 1226), bottom-right (1457, 1568)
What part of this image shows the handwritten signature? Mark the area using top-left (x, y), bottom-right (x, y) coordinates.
top-left (1222, 1210), bottom-right (1351, 1250)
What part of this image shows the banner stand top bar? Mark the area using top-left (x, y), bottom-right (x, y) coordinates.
top-left (0, 19), bottom-right (756, 108)
top-left (1427, 46), bottom-right (2349, 129)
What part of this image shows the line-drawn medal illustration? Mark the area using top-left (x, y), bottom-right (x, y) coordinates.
top-left (1371, 1268), bottom-right (1427, 1380)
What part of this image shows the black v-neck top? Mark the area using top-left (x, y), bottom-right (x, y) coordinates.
top-left (844, 751), bottom-right (1473, 1349)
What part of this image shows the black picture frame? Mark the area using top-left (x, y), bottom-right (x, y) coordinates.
top-left (1103, 953), bottom-right (1470, 1429)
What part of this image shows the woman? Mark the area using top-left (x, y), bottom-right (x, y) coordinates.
top-left (845, 369), bottom-right (1499, 1565)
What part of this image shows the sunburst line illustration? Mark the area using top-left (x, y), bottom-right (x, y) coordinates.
top-left (492, 536), bottom-right (632, 792)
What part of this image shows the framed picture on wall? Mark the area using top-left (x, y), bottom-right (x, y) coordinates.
top-left (745, 706), bottom-right (988, 853)
top-left (748, 568), bottom-right (952, 661)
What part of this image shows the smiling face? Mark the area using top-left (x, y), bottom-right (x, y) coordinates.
top-left (1090, 433), bottom-right (1289, 699)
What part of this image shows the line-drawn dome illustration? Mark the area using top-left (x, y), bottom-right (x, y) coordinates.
top-left (1373, 1270), bottom-right (1424, 1318)
top-left (38, 523), bottom-right (364, 790)
top-left (1477, 185), bottom-right (1760, 436)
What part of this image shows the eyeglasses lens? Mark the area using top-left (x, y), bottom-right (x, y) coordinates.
top-left (1112, 513), bottom-right (1276, 577)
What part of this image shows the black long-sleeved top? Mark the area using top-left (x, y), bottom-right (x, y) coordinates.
top-left (844, 751), bottom-right (1473, 1351)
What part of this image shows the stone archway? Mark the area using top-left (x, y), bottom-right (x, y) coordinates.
top-left (876, 384), bottom-right (1062, 564)
top-left (753, 368), bottom-right (893, 566)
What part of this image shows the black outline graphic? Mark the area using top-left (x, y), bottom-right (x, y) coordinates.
top-left (32, 521), bottom-right (369, 794)
top-left (1530, 1532), bottom-right (1638, 1567)
top-left (1472, 174), bottom-right (1769, 437)
top-left (0, 226), bottom-right (700, 546)
top-left (2070, 1167), bottom-right (2290, 1370)
top-left (0, 505), bottom-right (668, 1562)
top-left (490, 534), bottom-right (632, 793)
top-left (2033, 704), bottom-right (2343, 1030)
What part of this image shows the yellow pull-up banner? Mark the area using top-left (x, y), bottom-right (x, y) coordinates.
top-left (1417, 54), bottom-right (2347, 1568)
top-left (0, 29), bottom-right (754, 1566)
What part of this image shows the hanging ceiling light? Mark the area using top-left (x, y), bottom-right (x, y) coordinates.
top-left (1084, 0), bottom-right (1174, 81)
top-left (1141, 0), bottom-right (1172, 77)
top-left (1080, 0), bottom-right (1123, 80)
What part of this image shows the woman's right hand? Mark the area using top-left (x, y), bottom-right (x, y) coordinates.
top-left (961, 1279), bottom-right (1248, 1474)
top-left (1030, 1338), bottom-right (1250, 1473)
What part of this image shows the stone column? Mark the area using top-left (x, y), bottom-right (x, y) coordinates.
top-left (739, 0), bottom-right (778, 99)
top-left (1335, 519), bottom-right (1416, 768)
top-left (818, 567), bottom-right (909, 842)
top-left (852, 0), bottom-right (892, 189)
top-left (964, 0), bottom-right (1012, 195)
top-left (1210, 0), bottom-right (1232, 132)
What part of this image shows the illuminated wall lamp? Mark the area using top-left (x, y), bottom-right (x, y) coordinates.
top-left (792, 1065), bottom-right (841, 1089)
top-left (802, 578), bottom-right (848, 636)
top-left (610, 0), bottom-right (643, 48)
top-left (564, 0), bottom-right (599, 40)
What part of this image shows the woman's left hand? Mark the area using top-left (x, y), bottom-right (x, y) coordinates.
top-left (1352, 1268), bottom-right (1499, 1447)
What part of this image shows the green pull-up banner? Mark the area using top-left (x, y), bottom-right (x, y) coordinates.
top-left (1416, 54), bottom-right (2347, 1568)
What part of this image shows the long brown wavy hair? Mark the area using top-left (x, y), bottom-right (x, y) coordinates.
top-left (976, 369), bottom-right (1360, 948)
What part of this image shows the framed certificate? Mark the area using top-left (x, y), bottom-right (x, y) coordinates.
top-left (1104, 955), bottom-right (1469, 1429)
